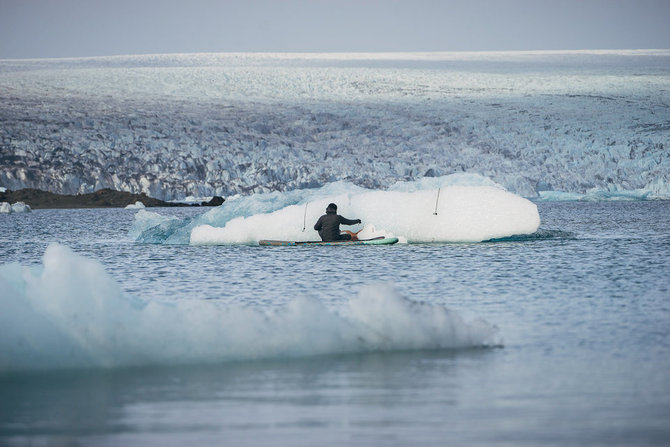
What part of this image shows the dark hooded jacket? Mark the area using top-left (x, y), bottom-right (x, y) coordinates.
top-left (314, 209), bottom-right (361, 241)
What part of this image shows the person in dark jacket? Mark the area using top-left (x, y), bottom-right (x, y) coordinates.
top-left (314, 203), bottom-right (362, 242)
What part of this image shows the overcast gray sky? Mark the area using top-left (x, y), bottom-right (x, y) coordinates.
top-left (1, 0), bottom-right (669, 59)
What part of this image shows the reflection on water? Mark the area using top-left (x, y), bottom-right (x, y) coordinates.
top-left (2, 350), bottom-right (494, 446)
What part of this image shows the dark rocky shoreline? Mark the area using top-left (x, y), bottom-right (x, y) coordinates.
top-left (0, 188), bottom-right (224, 209)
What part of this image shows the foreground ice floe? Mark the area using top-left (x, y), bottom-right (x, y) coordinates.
top-left (0, 244), bottom-right (501, 372)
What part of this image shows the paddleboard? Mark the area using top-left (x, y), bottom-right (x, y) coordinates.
top-left (259, 237), bottom-right (399, 246)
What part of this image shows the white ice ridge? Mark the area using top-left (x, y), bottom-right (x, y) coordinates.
top-left (0, 244), bottom-right (501, 372)
top-left (190, 184), bottom-right (540, 244)
top-left (1, 51), bottom-right (669, 200)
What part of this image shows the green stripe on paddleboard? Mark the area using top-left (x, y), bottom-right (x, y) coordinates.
top-left (360, 237), bottom-right (399, 245)
top-left (259, 237), bottom-right (399, 246)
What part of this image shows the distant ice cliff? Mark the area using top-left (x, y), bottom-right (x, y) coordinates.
top-left (1, 51), bottom-right (668, 200)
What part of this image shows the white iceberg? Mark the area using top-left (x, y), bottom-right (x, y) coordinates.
top-left (125, 201), bottom-right (146, 209)
top-left (1, 202), bottom-right (32, 213)
top-left (189, 183), bottom-right (540, 245)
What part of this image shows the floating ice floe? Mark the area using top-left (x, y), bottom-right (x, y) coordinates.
top-left (0, 202), bottom-right (31, 213)
top-left (124, 201), bottom-right (146, 209)
top-left (0, 243), bottom-right (501, 372)
top-left (129, 176), bottom-right (540, 245)
top-left (538, 189), bottom-right (655, 202)
top-left (189, 184), bottom-right (540, 245)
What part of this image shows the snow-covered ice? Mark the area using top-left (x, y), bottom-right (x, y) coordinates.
top-left (1, 51), bottom-right (668, 200)
top-left (129, 176), bottom-right (540, 244)
top-left (11, 202), bottom-right (31, 213)
top-left (189, 185), bottom-right (539, 244)
top-left (0, 201), bottom-right (31, 213)
top-left (124, 201), bottom-right (146, 209)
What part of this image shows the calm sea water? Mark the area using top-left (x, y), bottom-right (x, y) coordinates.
top-left (1, 201), bottom-right (669, 446)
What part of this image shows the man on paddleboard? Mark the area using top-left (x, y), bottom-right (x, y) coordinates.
top-left (314, 203), bottom-right (362, 242)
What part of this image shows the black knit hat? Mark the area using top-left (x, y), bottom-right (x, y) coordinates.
top-left (327, 203), bottom-right (337, 212)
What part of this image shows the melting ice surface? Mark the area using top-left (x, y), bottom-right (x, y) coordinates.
top-left (0, 244), bottom-right (500, 372)
top-left (129, 174), bottom-right (540, 244)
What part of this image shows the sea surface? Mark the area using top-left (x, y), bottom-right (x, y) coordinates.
top-left (1, 201), bottom-right (669, 446)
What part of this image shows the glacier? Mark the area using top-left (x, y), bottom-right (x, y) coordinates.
top-left (1, 50), bottom-right (669, 200)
